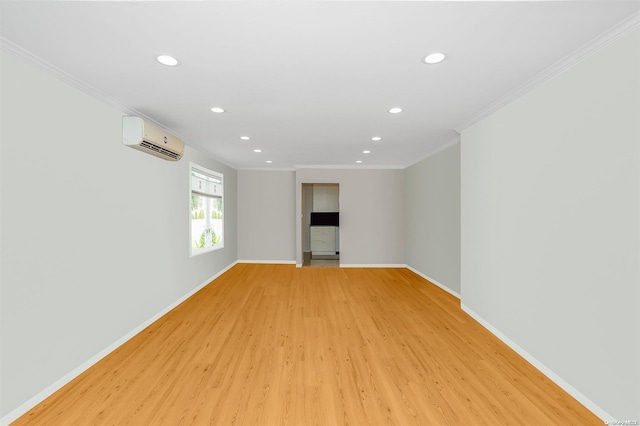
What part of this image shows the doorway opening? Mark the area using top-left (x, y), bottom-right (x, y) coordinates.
top-left (301, 183), bottom-right (339, 267)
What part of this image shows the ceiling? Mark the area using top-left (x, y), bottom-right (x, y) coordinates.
top-left (2, 1), bottom-right (639, 170)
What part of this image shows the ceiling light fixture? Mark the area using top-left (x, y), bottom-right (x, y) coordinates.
top-left (266, 160), bottom-right (273, 164)
top-left (240, 136), bottom-right (250, 140)
top-left (371, 136), bottom-right (382, 141)
top-left (156, 55), bottom-right (179, 66)
top-left (356, 160), bottom-right (363, 164)
top-left (389, 107), bottom-right (403, 114)
top-left (424, 52), bottom-right (445, 64)
top-left (211, 107), bottom-right (225, 113)
top-left (363, 150), bottom-right (371, 154)
top-left (253, 149), bottom-right (262, 153)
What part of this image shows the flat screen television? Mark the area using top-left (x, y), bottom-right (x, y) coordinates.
top-left (310, 212), bottom-right (339, 227)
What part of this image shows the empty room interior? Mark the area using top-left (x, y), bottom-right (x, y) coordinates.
top-left (1, 1), bottom-right (639, 425)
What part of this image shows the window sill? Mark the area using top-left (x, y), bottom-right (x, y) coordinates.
top-left (190, 243), bottom-right (224, 257)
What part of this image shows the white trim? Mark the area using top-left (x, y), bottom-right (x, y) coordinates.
top-left (406, 266), bottom-right (461, 299)
top-left (0, 261), bottom-right (238, 426)
top-left (237, 260), bottom-right (296, 265)
top-left (455, 10), bottom-right (640, 133)
top-left (404, 135), bottom-right (461, 169)
top-left (460, 303), bottom-right (615, 423)
top-left (339, 263), bottom-right (406, 268)
top-left (294, 165), bottom-right (405, 170)
top-left (0, 37), bottom-right (182, 140)
top-left (239, 167), bottom-right (297, 172)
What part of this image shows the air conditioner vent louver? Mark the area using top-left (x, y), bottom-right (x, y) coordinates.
top-left (122, 116), bottom-right (184, 161)
top-left (139, 140), bottom-right (181, 160)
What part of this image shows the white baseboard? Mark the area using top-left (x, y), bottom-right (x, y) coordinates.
top-left (237, 259), bottom-right (296, 265)
top-left (0, 261), bottom-right (238, 426)
top-left (460, 304), bottom-right (614, 423)
top-left (405, 266), bottom-right (461, 299)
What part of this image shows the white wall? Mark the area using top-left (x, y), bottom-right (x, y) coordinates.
top-left (0, 51), bottom-right (237, 419)
top-left (237, 170), bottom-right (296, 262)
top-left (461, 27), bottom-right (639, 420)
top-left (405, 143), bottom-right (461, 295)
top-left (295, 168), bottom-right (405, 266)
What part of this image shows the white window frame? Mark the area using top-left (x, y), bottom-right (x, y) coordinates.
top-left (190, 162), bottom-right (224, 256)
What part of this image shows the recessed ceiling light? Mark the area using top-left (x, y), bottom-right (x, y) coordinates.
top-left (371, 136), bottom-right (382, 141)
top-left (389, 107), bottom-right (403, 114)
top-left (240, 136), bottom-right (250, 140)
top-left (253, 149), bottom-right (262, 153)
top-left (363, 150), bottom-right (371, 154)
top-left (424, 52), bottom-right (445, 64)
top-left (356, 160), bottom-right (363, 164)
top-left (266, 160), bottom-right (273, 164)
top-left (156, 55), bottom-right (179, 66)
top-left (211, 107), bottom-right (225, 113)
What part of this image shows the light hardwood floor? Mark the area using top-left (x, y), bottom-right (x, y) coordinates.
top-left (14, 264), bottom-right (600, 425)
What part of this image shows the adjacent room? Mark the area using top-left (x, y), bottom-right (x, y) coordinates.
top-left (1, 1), bottom-right (638, 425)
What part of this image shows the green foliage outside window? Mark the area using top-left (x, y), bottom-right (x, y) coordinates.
top-left (194, 228), bottom-right (219, 248)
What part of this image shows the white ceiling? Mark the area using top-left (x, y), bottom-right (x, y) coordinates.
top-left (2, 1), bottom-right (639, 169)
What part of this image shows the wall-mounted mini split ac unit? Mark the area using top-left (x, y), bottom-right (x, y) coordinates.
top-left (122, 116), bottom-right (184, 161)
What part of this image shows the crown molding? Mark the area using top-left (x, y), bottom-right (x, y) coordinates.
top-left (455, 10), bottom-right (640, 133)
top-left (404, 134), bottom-right (461, 169)
top-left (295, 164), bottom-right (405, 170)
top-left (238, 167), bottom-right (297, 172)
top-left (1, 37), bottom-right (136, 116)
top-left (0, 36), bottom-right (175, 134)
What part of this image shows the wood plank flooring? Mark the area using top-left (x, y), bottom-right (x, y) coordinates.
top-left (14, 264), bottom-right (600, 425)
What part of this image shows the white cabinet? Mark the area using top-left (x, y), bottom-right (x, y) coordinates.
top-left (310, 226), bottom-right (337, 255)
top-left (312, 184), bottom-right (339, 212)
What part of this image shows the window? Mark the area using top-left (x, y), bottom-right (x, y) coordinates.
top-left (190, 163), bottom-right (223, 255)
